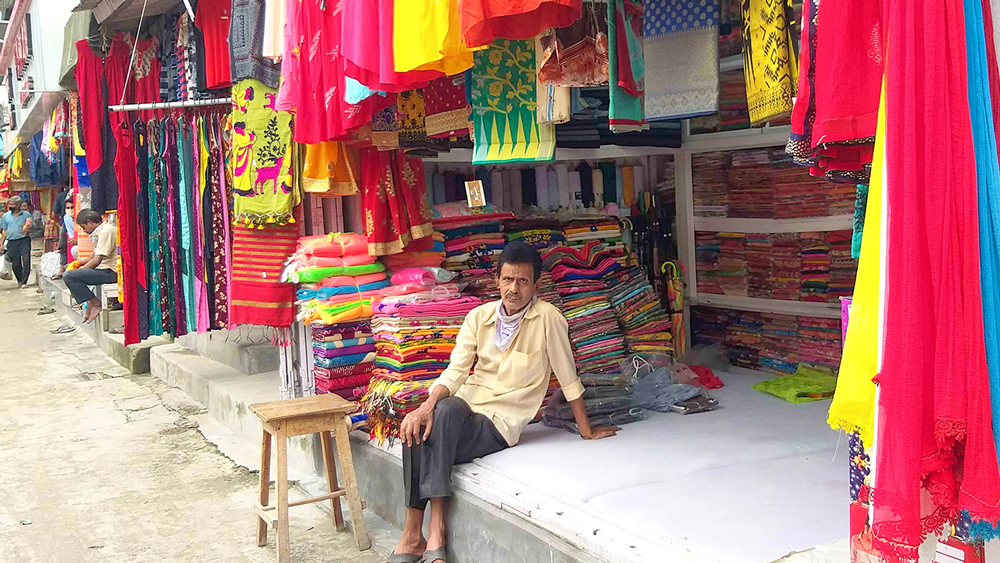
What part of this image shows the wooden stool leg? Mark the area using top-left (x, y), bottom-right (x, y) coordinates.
top-left (320, 430), bottom-right (346, 531)
top-left (275, 426), bottom-right (291, 563)
top-left (332, 415), bottom-right (372, 550)
top-left (256, 429), bottom-right (272, 547)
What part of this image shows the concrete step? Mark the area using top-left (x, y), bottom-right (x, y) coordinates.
top-left (175, 329), bottom-right (280, 375)
top-left (149, 343), bottom-right (323, 477)
top-left (39, 275), bottom-right (169, 373)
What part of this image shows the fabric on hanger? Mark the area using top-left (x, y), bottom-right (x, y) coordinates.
top-left (548, 167), bottom-right (560, 210)
top-left (230, 0), bottom-right (281, 88)
top-left (146, 119), bottom-right (165, 335)
top-left (165, 118), bottom-right (188, 336)
top-left (343, 0), bottom-right (441, 92)
top-left (568, 170), bottom-right (583, 209)
top-left (470, 39), bottom-right (556, 164)
top-left (534, 166), bottom-right (548, 209)
top-left (600, 161), bottom-right (616, 205)
top-left (608, 0), bottom-right (648, 132)
top-left (113, 118), bottom-right (141, 345)
top-left (474, 167), bottom-right (492, 203)
top-left (740, 0), bottom-right (797, 125)
top-left (134, 119), bottom-right (151, 341)
top-left (303, 142), bottom-right (359, 196)
top-left (192, 116), bottom-right (209, 334)
top-left (179, 118), bottom-right (197, 334)
top-left (360, 148), bottom-right (435, 255)
top-left (491, 170), bottom-right (505, 209)
top-left (872, 0), bottom-right (1000, 554)
top-left (537, 2), bottom-right (609, 87)
top-left (230, 79), bottom-right (298, 225)
top-left (460, 0), bottom-right (582, 48)
top-left (424, 74), bottom-right (472, 138)
top-left (591, 164), bottom-right (604, 208)
top-left (615, 165), bottom-right (624, 205)
top-left (537, 80), bottom-right (572, 124)
top-left (371, 102), bottom-right (401, 150)
top-left (508, 168), bottom-right (523, 214)
top-left (433, 173), bottom-right (447, 204)
top-left (555, 163), bottom-right (570, 208)
top-left (230, 223), bottom-right (298, 327)
top-left (643, 0), bottom-right (719, 120)
top-left (274, 0), bottom-right (300, 112)
top-left (578, 162), bottom-right (594, 207)
top-left (195, 0), bottom-right (233, 89)
top-left (829, 83), bottom-right (882, 449)
top-left (393, 0), bottom-right (479, 75)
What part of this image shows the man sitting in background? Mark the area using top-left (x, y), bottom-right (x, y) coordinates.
top-left (62, 210), bottom-right (117, 324)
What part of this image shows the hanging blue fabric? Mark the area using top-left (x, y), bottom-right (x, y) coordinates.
top-left (963, 0), bottom-right (1000, 541)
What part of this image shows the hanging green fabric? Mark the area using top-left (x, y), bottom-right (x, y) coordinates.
top-left (470, 39), bottom-right (556, 165)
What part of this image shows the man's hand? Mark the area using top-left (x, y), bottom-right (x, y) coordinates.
top-left (399, 402), bottom-right (435, 447)
top-left (582, 426), bottom-right (620, 440)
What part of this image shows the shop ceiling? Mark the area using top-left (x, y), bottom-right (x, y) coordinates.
top-left (72, 0), bottom-right (187, 27)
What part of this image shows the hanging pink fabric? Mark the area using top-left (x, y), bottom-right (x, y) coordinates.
top-left (342, 0), bottom-right (442, 92)
top-left (872, 0), bottom-right (1000, 556)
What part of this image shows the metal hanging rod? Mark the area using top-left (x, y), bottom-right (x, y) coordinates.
top-left (108, 97), bottom-right (230, 113)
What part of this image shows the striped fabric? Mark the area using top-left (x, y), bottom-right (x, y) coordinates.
top-left (229, 223), bottom-right (298, 327)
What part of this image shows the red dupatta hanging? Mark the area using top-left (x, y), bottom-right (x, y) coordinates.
top-left (873, 0), bottom-right (1000, 556)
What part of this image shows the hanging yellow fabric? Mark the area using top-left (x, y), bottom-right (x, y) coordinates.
top-left (827, 80), bottom-right (885, 448)
top-left (741, 0), bottom-right (798, 125)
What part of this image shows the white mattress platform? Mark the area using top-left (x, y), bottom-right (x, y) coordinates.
top-left (456, 369), bottom-right (849, 563)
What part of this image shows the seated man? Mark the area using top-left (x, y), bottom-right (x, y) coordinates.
top-left (391, 240), bottom-right (618, 563)
top-left (63, 210), bottom-right (118, 324)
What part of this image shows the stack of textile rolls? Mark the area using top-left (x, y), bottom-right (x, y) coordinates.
top-left (717, 232), bottom-right (748, 297)
top-left (381, 232), bottom-right (446, 271)
top-left (605, 267), bottom-right (673, 355)
top-left (694, 232), bottom-right (722, 294)
top-left (362, 292), bottom-right (482, 444)
top-left (745, 233), bottom-right (773, 298)
top-left (563, 218), bottom-right (622, 247)
top-left (312, 321), bottom-right (376, 400)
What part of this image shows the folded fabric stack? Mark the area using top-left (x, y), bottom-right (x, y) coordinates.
top-left (728, 151), bottom-right (775, 218)
top-left (381, 232), bottom-right (446, 271)
top-left (693, 307), bottom-right (846, 376)
top-left (718, 232), bottom-right (748, 297)
top-left (287, 233), bottom-right (389, 325)
top-left (542, 243), bottom-right (628, 374)
top-left (362, 295), bottom-right (483, 443)
top-left (826, 230), bottom-right (857, 302)
top-left (563, 219), bottom-right (622, 246)
top-left (605, 267), bottom-right (673, 355)
top-left (542, 373), bottom-right (641, 434)
top-left (505, 227), bottom-right (567, 250)
top-left (725, 311), bottom-right (763, 369)
top-left (770, 233), bottom-right (802, 300)
top-left (796, 316), bottom-right (843, 375)
top-left (829, 183), bottom-right (857, 216)
top-left (799, 233), bottom-right (831, 302)
top-left (758, 314), bottom-right (799, 375)
top-left (536, 271), bottom-right (563, 308)
top-left (312, 321), bottom-right (376, 400)
top-left (691, 151), bottom-right (728, 216)
top-left (773, 167), bottom-right (833, 219)
top-left (745, 233), bottom-right (772, 298)
top-left (694, 232), bottom-right (722, 294)
top-left (690, 306), bottom-right (732, 346)
top-left (689, 68), bottom-right (752, 134)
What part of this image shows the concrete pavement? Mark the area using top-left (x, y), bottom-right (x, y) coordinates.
top-left (0, 278), bottom-right (389, 563)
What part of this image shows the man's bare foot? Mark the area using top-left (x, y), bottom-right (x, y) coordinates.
top-left (392, 534), bottom-right (426, 557)
top-left (83, 304), bottom-right (102, 324)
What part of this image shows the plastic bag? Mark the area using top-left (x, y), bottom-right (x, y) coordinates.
top-left (0, 252), bottom-right (10, 281)
top-left (39, 252), bottom-right (62, 280)
top-left (622, 353), bottom-right (711, 412)
top-left (543, 408), bottom-right (644, 435)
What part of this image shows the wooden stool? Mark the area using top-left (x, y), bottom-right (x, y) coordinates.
top-left (250, 394), bottom-right (371, 563)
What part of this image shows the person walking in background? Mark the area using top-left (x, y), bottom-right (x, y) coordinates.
top-left (22, 200), bottom-right (44, 242)
top-left (62, 210), bottom-right (117, 323)
top-left (0, 195), bottom-right (34, 288)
